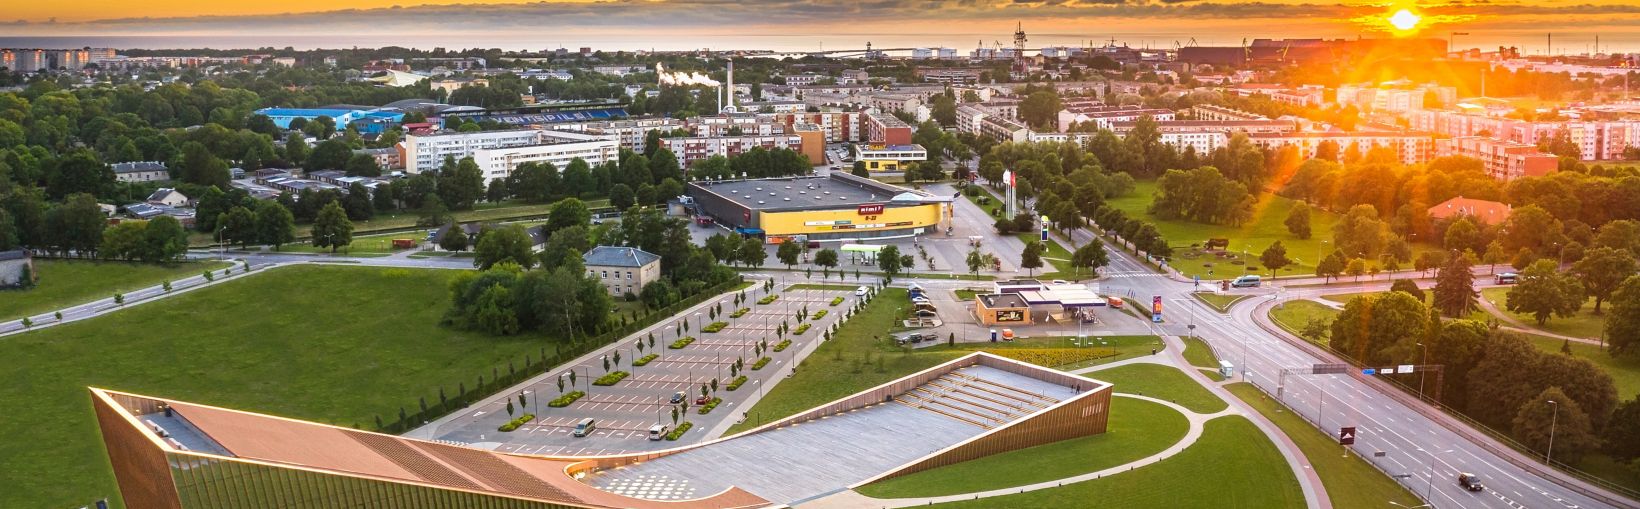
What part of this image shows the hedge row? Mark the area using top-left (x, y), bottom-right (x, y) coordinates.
top-left (730, 307), bottom-right (750, 318)
top-left (773, 339), bottom-right (793, 352)
top-left (701, 321), bottom-right (729, 333)
top-left (664, 421), bottom-right (693, 440)
top-left (498, 413), bottom-right (535, 432)
top-left (633, 353), bottom-right (659, 366)
top-left (592, 371), bottom-right (629, 386)
top-left (669, 336), bottom-right (696, 349)
top-left (548, 391), bottom-right (585, 408)
top-left (726, 375), bottom-right (749, 391)
top-left (697, 397), bottom-right (723, 414)
top-left (811, 310), bottom-right (828, 320)
top-left (829, 296), bottom-right (844, 306)
top-left (792, 323), bottom-right (811, 335)
top-left (751, 357), bottom-right (771, 370)
top-left (758, 295), bottom-right (778, 305)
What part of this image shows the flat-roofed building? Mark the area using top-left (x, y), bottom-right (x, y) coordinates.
top-left (399, 129), bottom-right (618, 178)
top-left (1436, 136), bottom-right (1558, 180)
top-left (1247, 131), bottom-right (1434, 165)
top-left (855, 144), bottom-right (928, 172)
top-left (660, 134), bottom-right (806, 167)
top-left (686, 172), bottom-right (950, 241)
top-left (865, 111), bottom-right (913, 145)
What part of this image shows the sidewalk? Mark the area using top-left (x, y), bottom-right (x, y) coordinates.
top-left (0, 259), bottom-right (269, 338)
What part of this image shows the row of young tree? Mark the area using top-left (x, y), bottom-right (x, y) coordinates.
top-left (1323, 280), bottom-right (1640, 466)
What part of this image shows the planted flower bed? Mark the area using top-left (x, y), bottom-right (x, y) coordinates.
top-left (593, 371), bottom-right (629, 386)
top-left (792, 323), bottom-right (812, 335)
top-left (751, 357), bottom-right (771, 370)
top-left (696, 397), bottom-right (723, 414)
top-left (664, 421), bottom-right (693, 440)
top-left (548, 391), bottom-right (585, 408)
top-left (773, 339), bottom-right (793, 352)
top-left (669, 336), bottom-right (696, 349)
top-left (758, 295), bottom-right (779, 305)
top-left (633, 353), bottom-right (659, 366)
top-left (811, 310), bottom-right (828, 320)
top-left (498, 413), bottom-right (536, 432)
top-left (726, 375), bottom-right (749, 391)
top-left (730, 307), bottom-right (750, 318)
top-left (702, 321), bottom-right (729, 333)
top-left (829, 296), bottom-right (845, 306)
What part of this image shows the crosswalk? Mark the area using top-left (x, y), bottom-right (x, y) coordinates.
top-left (1101, 271), bottom-right (1164, 279)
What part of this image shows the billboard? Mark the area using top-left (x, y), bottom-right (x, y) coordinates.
top-left (857, 204), bottom-right (885, 215)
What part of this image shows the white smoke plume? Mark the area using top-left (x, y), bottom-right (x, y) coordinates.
top-left (655, 62), bottom-right (720, 87)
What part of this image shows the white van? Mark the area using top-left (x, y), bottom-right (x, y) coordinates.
top-left (649, 424), bottom-right (669, 441)
top-left (572, 418), bottom-right (596, 437)
top-left (855, 286), bottom-right (869, 296)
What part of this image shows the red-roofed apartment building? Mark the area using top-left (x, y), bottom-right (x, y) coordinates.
top-left (1428, 196), bottom-right (1512, 226)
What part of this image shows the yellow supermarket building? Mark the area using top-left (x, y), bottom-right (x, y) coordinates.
top-left (685, 172), bottom-right (952, 242)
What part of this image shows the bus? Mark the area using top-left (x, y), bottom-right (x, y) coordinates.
top-left (1495, 273), bottom-right (1518, 285)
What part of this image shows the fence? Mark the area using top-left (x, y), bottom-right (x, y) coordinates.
top-left (376, 275), bottom-right (747, 434)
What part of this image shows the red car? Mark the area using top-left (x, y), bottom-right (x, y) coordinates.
top-left (695, 395), bottom-right (710, 405)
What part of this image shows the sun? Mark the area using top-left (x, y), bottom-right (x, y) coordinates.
top-left (1388, 9), bottom-right (1422, 31)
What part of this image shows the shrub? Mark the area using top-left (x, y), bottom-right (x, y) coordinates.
top-left (773, 339), bottom-right (793, 352)
top-left (592, 371), bottom-right (629, 386)
top-left (202, 271), bottom-right (214, 282)
top-left (829, 296), bottom-right (844, 306)
top-left (669, 336), bottom-right (696, 349)
top-left (792, 323), bottom-right (812, 335)
top-left (730, 307), bottom-right (750, 318)
top-left (811, 309), bottom-right (828, 320)
top-left (701, 321), bottom-right (729, 333)
top-left (547, 391), bottom-right (585, 408)
top-left (726, 376), bottom-right (749, 390)
top-left (498, 413), bottom-right (535, 432)
top-left (758, 295), bottom-right (779, 305)
top-left (696, 397), bottom-right (723, 414)
top-left (664, 421), bottom-right (693, 440)
top-left (751, 357), bottom-right (771, 370)
top-left (633, 353), bottom-right (659, 366)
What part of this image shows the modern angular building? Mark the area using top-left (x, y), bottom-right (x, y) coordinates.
top-left (92, 352), bottom-right (1111, 508)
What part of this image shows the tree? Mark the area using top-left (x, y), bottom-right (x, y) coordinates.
top-left (1330, 291), bottom-right (1429, 366)
top-left (1606, 276), bottom-right (1640, 357)
top-left (254, 201), bottom-right (295, 250)
top-left (737, 236), bottom-right (766, 268)
top-left (311, 202), bottom-right (354, 253)
top-left (1512, 387), bottom-right (1599, 464)
top-left (343, 182), bottom-right (375, 221)
top-left (217, 206), bottom-right (257, 248)
top-left (1345, 257), bottom-right (1367, 282)
top-left (1390, 279), bottom-right (1425, 302)
top-left (878, 245), bottom-right (903, 279)
top-left (176, 142), bottom-right (229, 189)
top-left (1570, 247), bottom-right (1635, 313)
top-left (609, 183), bottom-right (635, 210)
top-left (440, 222), bottom-right (470, 252)
top-left (345, 153), bottom-right (382, 177)
top-left (48, 150), bottom-right (115, 199)
top-left (307, 139), bottom-right (352, 172)
top-left (1432, 252), bottom-right (1476, 317)
top-left (473, 283), bottom-right (520, 336)
top-left (1332, 204), bottom-right (1387, 257)
top-left (1506, 259), bottom-right (1585, 325)
top-left (1602, 398), bottom-right (1640, 462)
top-left (814, 248), bottom-right (838, 275)
top-left (966, 247), bottom-right (987, 278)
top-left (100, 221), bottom-right (147, 260)
top-left (142, 215), bottom-right (189, 262)
top-left (1315, 249), bottom-right (1346, 283)
top-left (776, 241), bottom-right (801, 270)
top-left (474, 225), bottom-right (536, 270)
top-left (1070, 239), bottom-right (1110, 278)
top-left (439, 157), bottom-right (486, 210)
top-left (1260, 241), bottom-right (1290, 278)
top-left (547, 198), bottom-right (591, 233)
top-left (1284, 203), bottom-right (1312, 239)
top-left (851, 161), bottom-right (869, 178)
top-left (1020, 241), bottom-right (1044, 277)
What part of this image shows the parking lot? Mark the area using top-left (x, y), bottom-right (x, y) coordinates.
top-left (422, 285), bottom-right (859, 455)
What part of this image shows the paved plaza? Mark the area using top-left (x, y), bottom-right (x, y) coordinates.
top-left (421, 285), bottom-right (859, 456)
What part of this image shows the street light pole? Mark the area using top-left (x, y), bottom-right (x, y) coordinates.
top-left (1417, 341), bottom-right (1429, 401)
top-left (1547, 400), bottom-right (1560, 464)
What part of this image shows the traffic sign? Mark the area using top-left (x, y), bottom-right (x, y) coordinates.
top-left (1313, 363), bottom-right (1350, 375)
top-left (1338, 426), bottom-right (1356, 445)
top-left (1362, 368), bottom-right (1377, 375)
top-left (1398, 364), bottom-right (1415, 373)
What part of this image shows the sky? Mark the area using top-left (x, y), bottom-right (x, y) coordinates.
top-left (5, 1), bottom-right (1640, 54)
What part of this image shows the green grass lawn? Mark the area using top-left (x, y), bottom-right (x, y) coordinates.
top-left (1105, 180), bottom-right (1438, 280)
top-left (1083, 363), bottom-right (1228, 414)
top-left (272, 231), bottom-right (428, 254)
top-left (0, 259), bottom-right (231, 322)
top-left (1182, 335), bottom-right (1222, 371)
top-left (1269, 300), bottom-right (1341, 343)
top-left (1521, 334), bottom-right (1640, 400)
top-left (927, 416), bottom-right (1305, 509)
top-left (954, 289), bottom-right (979, 301)
top-left (1481, 287), bottom-right (1605, 339)
top-left (1225, 383), bottom-right (1423, 509)
top-left (858, 396), bottom-right (1190, 498)
top-left (0, 264), bottom-right (562, 509)
top-left (1192, 292), bottom-right (1247, 312)
top-left (963, 186), bottom-right (1006, 218)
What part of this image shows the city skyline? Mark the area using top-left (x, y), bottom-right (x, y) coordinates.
top-left (5, 0), bottom-right (1640, 54)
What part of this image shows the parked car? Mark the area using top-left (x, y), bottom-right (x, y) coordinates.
top-left (1231, 275), bottom-right (1262, 288)
top-left (855, 286), bottom-right (869, 296)
top-left (695, 395), bottom-right (710, 405)
top-left (1458, 473), bottom-right (1485, 492)
top-left (648, 424), bottom-right (669, 440)
top-left (670, 391), bottom-right (686, 404)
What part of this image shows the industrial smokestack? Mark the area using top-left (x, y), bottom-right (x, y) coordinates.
top-left (726, 59), bottom-right (735, 113)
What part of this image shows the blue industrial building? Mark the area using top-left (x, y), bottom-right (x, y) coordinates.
top-left (253, 107), bottom-right (406, 135)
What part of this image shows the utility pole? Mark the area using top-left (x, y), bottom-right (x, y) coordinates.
top-left (1546, 400), bottom-right (1560, 464)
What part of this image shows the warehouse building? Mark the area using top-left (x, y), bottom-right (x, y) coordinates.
top-left (685, 172), bottom-right (951, 242)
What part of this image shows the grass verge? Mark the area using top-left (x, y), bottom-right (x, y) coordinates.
top-left (925, 416), bottom-right (1305, 508)
top-left (1192, 292), bottom-right (1248, 313)
top-left (1082, 363), bottom-right (1227, 414)
top-left (1269, 300), bottom-right (1341, 344)
top-left (1225, 383), bottom-right (1423, 509)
